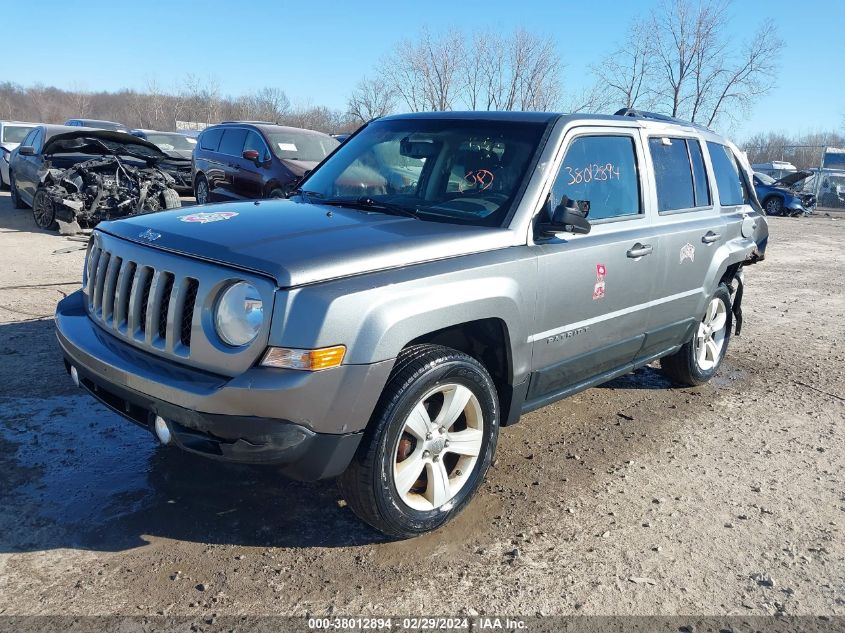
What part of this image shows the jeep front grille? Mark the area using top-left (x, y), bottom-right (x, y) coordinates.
top-left (86, 242), bottom-right (199, 356)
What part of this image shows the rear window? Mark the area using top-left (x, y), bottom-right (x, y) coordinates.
top-left (199, 128), bottom-right (223, 151)
top-left (218, 128), bottom-right (248, 156)
top-left (649, 137), bottom-right (711, 212)
top-left (2, 125), bottom-right (35, 143)
top-left (707, 142), bottom-right (749, 206)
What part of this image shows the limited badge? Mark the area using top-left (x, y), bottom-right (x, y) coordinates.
top-left (680, 243), bottom-right (695, 263)
top-left (178, 211), bottom-right (239, 223)
top-left (593, 263), bottom-right (606, 300)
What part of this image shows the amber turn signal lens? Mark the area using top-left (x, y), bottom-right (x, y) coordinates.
top-left (260, 345), bottom-right (346, 371)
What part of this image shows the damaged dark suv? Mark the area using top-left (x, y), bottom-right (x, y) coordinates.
top-left (10, 126), bottom-right (181, 232)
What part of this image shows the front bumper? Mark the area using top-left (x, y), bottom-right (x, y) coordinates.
top-left (55, 290), bottom-right (394, 479)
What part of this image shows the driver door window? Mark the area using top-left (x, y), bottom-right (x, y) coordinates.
top-left (551, 135), bottom-right (642, 221)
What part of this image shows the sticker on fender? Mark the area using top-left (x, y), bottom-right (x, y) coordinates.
top-left (178, 211), bottom-right (239, 223)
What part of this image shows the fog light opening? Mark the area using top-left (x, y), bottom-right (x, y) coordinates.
top-left (154, 416), bottom-right (173, 445)
top-left (70, 365), bottom-right (80, 388)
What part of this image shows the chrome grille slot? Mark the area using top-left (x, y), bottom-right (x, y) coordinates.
top-left (113, 261), bottom-right (136, 332)
top-left (137, 269), bottom-right (154, 337)
top-left (101, 256), bottom-right (122, 325)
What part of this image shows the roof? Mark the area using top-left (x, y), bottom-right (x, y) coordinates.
top-left (68, 118), bottom-right (124, 125)
top-left (130, 128), bottom-right (189, 135)
top-left (380, 111), bottom-right (561, 123)
top-left (210, 121), bottom-right (333, 136)
top-left (0, 120), bottom-right (38, 126)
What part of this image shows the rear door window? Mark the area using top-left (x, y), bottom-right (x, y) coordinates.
top-left (218, 128), bottom-right (247, 156)
top-left (707, 142), bottom-right (749, 206)
top-left (199, 128), bottom-right (223, 152)
top-left (649, 137), bottom-right (711, 212)
top-left (551, 135), bottom-right (642, 221)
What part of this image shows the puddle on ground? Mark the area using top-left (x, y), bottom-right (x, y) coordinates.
top-left (0, 395), bottom-right (385, 552)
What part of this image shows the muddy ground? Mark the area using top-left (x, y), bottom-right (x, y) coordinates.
top-left (0, 190), bottom-right (842, 618)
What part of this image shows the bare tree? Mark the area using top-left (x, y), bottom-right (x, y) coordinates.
top-left (645, 0), bottom-right (781, 126)
top-left (347, 76), bottom-right (395, 123)
top-left (592, 20), bottom-right (655, 110)
top-left (381, 29), bottom-right (465, 112)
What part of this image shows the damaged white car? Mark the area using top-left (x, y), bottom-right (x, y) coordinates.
top-left (10, 128), bottom-right (181, 233)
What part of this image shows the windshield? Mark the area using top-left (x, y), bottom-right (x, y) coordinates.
top-left (2, 125), bottom-right (34, 143)
top-left (266, 131), bottom-right (338, 162)
top-left (142, 133), bottom-right (197, 151)
top-left (755, 172), bottom-right (775, 185)
top-left (298, 118), bottom-right (548, 226)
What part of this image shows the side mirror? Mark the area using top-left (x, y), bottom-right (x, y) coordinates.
top-left (537, 197), bottom-right (591, 237)
top-left (242, 149), bottom-right (260, 162)
top-left (19, 146), bottom-right (35, 156)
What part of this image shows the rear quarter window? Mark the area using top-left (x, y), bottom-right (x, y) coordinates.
top-left (707, 141), bottom-right (749, 206)
top-left (199, 128), bottom-right (223, 152)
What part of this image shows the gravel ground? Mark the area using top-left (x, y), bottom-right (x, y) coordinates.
top-left (0, 190), bottom-right (842, 618)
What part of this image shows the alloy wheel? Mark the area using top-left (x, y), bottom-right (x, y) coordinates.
top-left (392, 383), bottom-right (484, 512)
top-left (196, 180), bottom-right (208, 205)
top-left (694, 297), bottom-right (728, 371)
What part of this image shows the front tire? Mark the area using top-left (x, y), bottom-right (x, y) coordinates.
top-left (764, 196), bottom-right (783, 216)
top-left (32, 188), bottom-right (57, 229)
top-left (338, 344), bottom-right (499, 538)
top-left (660, 285), bottom-right (732, 386)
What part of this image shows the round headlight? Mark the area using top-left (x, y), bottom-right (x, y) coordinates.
top-left (214, 282), bottom-right (264, 347)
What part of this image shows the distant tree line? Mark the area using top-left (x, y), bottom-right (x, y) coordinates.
top-left (0, 77), bottom-right (356, 134)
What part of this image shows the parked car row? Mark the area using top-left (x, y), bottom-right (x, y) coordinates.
top-left (3, 116), bottom-right (342, 232)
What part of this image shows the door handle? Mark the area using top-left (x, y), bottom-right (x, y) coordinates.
top-left (701, 231), bottom-right (721, 244)
top-left (626, 243), bottom-right (653, 258)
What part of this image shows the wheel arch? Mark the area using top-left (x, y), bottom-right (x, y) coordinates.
top-left (405, 318), bottom-right (517, 425)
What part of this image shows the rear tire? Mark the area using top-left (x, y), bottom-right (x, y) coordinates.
top-left (10, 173), bottom-right (26, 209)
top-left (268, 187), bottom-right (286, 199)
top-left (660, 285), bottom-right (732, 386)
top-left (194, 175), bottom-right (209, 205)
top-left (338, 344), bottom-right (499, 538)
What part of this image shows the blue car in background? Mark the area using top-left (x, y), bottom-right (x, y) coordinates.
top-left (752, 170), bottom-right (816, 216)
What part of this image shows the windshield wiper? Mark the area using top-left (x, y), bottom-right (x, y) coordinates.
top-left (320, 196), bottom-right (420, 219)
top-left (291, 188), bottom-right (325, 200)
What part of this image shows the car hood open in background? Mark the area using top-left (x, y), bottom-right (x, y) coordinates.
top-left (97, 199), bottom-right (513, 288)
top-left (42, 129), bottom-right (170, 162)
top-left (771, 170), bottom-right (812, 188)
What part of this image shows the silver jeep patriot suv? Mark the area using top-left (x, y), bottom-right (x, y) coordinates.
top-left (55, 109), bottom-right (768, 537)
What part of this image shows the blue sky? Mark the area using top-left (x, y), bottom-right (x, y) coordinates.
top-left (4, 0), bottom-right (842, 139)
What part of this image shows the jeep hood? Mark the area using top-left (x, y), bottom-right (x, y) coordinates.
top-left (96, 199), bottom-right (513, 287)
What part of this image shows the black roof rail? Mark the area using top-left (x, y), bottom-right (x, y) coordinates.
top-left (613, 108), bottom-right (709, 130)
